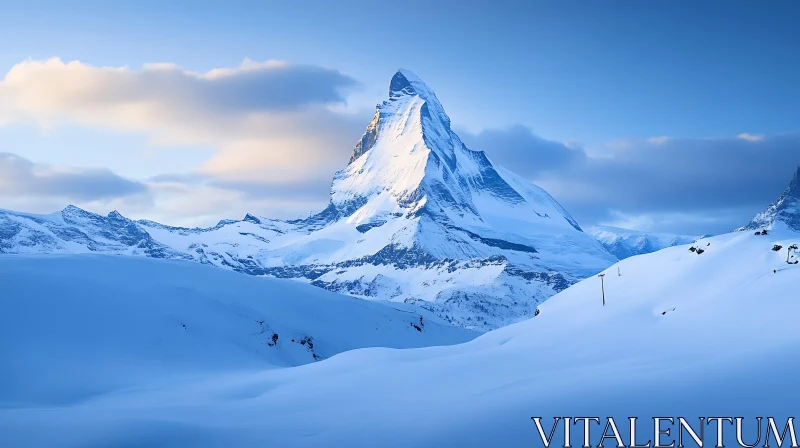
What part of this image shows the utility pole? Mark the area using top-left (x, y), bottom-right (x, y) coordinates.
top-left (598, 273), bottom-right (606, 306)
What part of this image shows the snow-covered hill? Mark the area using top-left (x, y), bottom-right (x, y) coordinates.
top-left (739, 166), bottom-right (800, 232)
top-left (587, 225), bottom-right (698, 259)
top-left (3, 224), bottom-right (798, 447)
top-left (0, 254), bottom-right (476, 407)
top-left (0, 70), bottom-right (616, 330)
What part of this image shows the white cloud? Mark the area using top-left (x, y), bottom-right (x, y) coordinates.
top-left (0, 151), bottom-right (330, 227)
top-left (599, 210), bottom-right (727, 234)
top-left (0, 58), bottom-right (374, 225)
top-left (0, 58), bottom-right (367, 185)
top-left (737, 133), bottom-right (764, 142)
top-left (647, 136), bottom-right (670, 145)
top-left (133, 179), bottom-right (328, 227)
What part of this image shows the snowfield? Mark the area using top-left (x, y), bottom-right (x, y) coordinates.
top-left (2, 226), bottom-right (798, 447)
top-left (0, 255), bottom-right (476, 408)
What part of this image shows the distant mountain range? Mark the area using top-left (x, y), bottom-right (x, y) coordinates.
top-left (587, 226), bottom-right (698, 260)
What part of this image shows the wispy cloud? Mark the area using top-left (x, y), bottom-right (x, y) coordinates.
top-left (737, 132), bottom-right (765, 142)
top-left (647, 136), bottom-right (670, 145)
top-left (0, 152), bottom-right (146, 200)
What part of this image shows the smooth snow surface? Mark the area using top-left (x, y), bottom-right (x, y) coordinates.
top-left (0, 255), bottom-right (475, 407)
top-left (3, 228), bottom-right (799, 447)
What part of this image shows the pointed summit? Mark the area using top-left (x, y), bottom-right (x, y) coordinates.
top-left (386, 69), bottom-right (451, 129)
top-left (331, 68), bottom-right (590, 240)
top-left (333, 69), bottom-right (464, 217)
top-left (740, 166), bottom-right (800, 232)
top-left (388, 69), bottom-right (418, 97)
top-left (389, 70), bottom-right (436, 101)
top-left (347, 70), bottom-right (438, 167)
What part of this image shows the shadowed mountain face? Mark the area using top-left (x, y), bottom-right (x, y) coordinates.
top-left (0, 70), bottom-right (616, 331)
top-left (740, 166), bottom-right (800, 232)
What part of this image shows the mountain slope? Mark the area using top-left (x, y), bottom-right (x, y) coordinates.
top-left (0, 69), bottom-right (615, 330)
top-left (3, 227), bottom-right (798, 447)
top-left (0, 254), bottom-right (476, 407)
top-left (739, 166), bottom-right (800, 232)
top-left (587, 225), bottom-right (698, 259)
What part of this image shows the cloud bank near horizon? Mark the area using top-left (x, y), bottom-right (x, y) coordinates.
top-left (460, 128), bottom-right (799, 234)
top-left (0, 58), bottom-right (367, 224)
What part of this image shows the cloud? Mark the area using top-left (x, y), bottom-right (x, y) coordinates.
top-left (457, 125), bottom-right (799, 234)
top-left (141, 171), bottom-right (331, 224)
top-left (0, 58), bottom-right (366, 186)
top-left (0, 152), bottom-right (147, 201)
top-left (0, 58), bottom-right (378, 226)
top-left (597, 209), bottom-right (745, 235)
top-left (2, 58), bottom-right (356, 115)
top-left (737, 133), bottom-right (765, 142)
top-left (531, 134), bottom-right (800, 234)
top-left (647, 136), bottom-right (670, 145)
top-left (0, 151), bottom-right (329, 227)
top-left (136, 177), bottom-right (329, 227)
top-left (459, 124), bottom-right (585, 177)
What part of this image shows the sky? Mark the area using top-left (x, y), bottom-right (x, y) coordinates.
top-left (0, 0), bottom-right (798, 234)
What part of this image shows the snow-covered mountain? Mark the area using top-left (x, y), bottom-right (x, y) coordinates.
top-left (4, 224), bottom-right (799, 447)
top-left (739, 166), bottom-right (800, 232)
top-left (0, 70), bottom-right (616, 330)
top-left (588, 225), bottom-right (698, 259)
top-left (0, 254), bottom-right (476, 406)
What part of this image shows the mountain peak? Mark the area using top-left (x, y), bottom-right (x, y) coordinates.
top-left (332, 68), bottom-right (591, 241)
top-left (387, 69), bottom-right (450, 128)
top-left (343, 68), bottom-right (454, 172)
top-left (61, 204), bottom-right (93, 218)
top-left (243, 213), bottom-right (262, 224)
top-left (739, 166), bottom-right (800, 232)
top-left (389, 69), bottom-right (425, 98)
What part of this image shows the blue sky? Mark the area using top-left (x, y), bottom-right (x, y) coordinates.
top-left (0, 1), bottom-right (798, 234)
